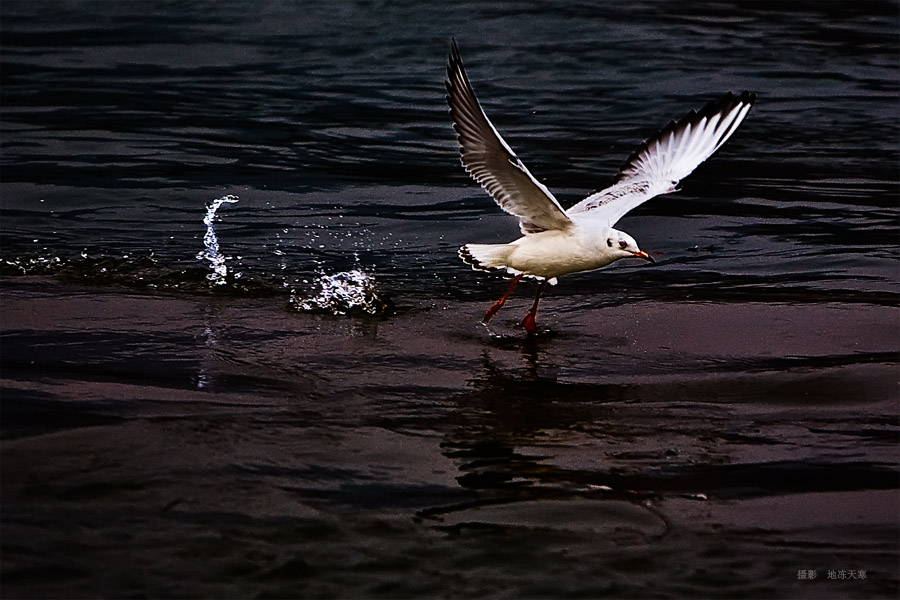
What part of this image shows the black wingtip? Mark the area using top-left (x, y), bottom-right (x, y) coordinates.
top-left (738, 90), bottom-right (758, 105)
top-left (697, 90), bottom-right (757, 121)
top-left (446, 38), bottom-right (475, 127)
top-left (447, 42), bottom-right (468, 97)
top-left (448, 38), bottom-right (461, 68)
top-left (446, 39), bottom-right (460, 84)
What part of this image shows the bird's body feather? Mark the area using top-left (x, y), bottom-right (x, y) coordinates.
top-left (460, 223), bottom-right (619, 282)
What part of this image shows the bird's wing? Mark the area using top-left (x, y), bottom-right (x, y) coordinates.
top-left (567, 91), bottom-right (756, 226)
top-left (446, 41), bottom-right (573, 235)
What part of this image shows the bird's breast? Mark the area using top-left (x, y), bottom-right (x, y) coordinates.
top-left (507, 229), bottom-right (616, 279)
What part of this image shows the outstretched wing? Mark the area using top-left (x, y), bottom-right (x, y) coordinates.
top-left (567, 91), bottom-right (756, 226)
top-left (446, 40), bottom-right (573, 234)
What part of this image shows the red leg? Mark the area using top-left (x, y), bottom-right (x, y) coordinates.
top-left (483, 274), bottom-right (523, 323)
top-left (520, 280), bottom-right (548, 334)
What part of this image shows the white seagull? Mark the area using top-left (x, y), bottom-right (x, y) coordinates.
top-left (447, 41), bottom-right (756, 334)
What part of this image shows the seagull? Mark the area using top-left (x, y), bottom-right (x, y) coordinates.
top-left (446, 41), bottom-right (756, 334)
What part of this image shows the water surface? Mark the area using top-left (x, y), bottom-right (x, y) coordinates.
top-left (2, 1), bottom-right (898, 598)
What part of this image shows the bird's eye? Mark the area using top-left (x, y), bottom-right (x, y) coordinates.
top-left (607, 239), bottom-right (613, 247)
top-left (619, 240), bottom-right (628, 249)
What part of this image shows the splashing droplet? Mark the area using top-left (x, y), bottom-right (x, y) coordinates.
top-left (197, 194), bottom-right (239, 286)
top-left (290, 269), bottom-right (389, 316)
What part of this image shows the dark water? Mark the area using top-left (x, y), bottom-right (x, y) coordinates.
top-left (2, 1), bottom-right (898, 598)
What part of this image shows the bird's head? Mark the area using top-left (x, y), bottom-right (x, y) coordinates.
top-left (606, 229), bottom-right (655, 263)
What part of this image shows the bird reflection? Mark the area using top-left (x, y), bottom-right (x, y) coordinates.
top-left (437, 344), bottom-right (637, 501)
top-left (420, 346), bottom-right (656, 525)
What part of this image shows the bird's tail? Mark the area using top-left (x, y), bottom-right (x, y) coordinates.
top-left (459, 243), bottom-right (515, 273)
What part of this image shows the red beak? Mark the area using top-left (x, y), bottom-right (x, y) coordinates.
top-left (630, 250), bottom-right (655, 264)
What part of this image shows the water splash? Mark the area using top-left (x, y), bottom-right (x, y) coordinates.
top-left (290, 269), bottom-right (389, 316)
top-left (197, 194), bottom-right (239, 285)
top-left (2, 255), bottom-right (64, 275)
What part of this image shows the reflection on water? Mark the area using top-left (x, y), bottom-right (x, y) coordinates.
top-left (438, 339), bottom-right (898, 507)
